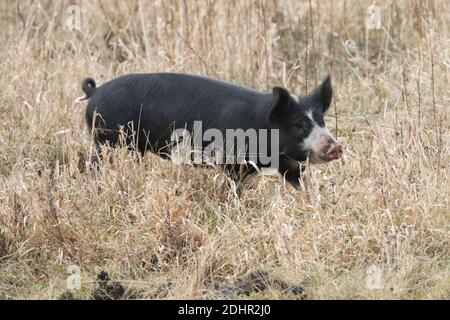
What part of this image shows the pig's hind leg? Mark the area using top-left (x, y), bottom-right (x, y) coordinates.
top-left (87, 135), bottom-right (103, 171)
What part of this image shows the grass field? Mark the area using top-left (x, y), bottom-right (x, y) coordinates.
top-left (0, 0), bottom-right (449, 299)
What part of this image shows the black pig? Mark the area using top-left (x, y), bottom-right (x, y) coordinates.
top-left (80, 73), bottom-right (342, 188)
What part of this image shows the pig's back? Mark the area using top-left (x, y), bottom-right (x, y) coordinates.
top-left (86, 73), bottom-right (273, 147)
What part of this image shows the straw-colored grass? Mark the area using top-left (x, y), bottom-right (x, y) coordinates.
top-left (0, 0), bottom-right (448, 299)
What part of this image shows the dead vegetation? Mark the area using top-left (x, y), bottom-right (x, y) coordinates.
top-left (0, 0), bottom-right (449, 299)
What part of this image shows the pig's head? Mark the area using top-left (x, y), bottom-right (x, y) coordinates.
top-left (268, 75), bottom-right (343, 164)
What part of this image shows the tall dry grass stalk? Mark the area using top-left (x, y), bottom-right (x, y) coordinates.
top-left (0, 0), bottom-right (448, 299)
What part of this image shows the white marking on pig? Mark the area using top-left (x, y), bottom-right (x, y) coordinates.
top-left (305, 109), bottom-right (314, 122)
top-left (290, 94), bottom-right (300, 103)
top-left (301, 110), bottom-right (336, 156)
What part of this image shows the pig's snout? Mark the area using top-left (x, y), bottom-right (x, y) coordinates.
top-left (326, 143), bottom-right (343, 160)
top-left (304, 127), bottom-right (343, 163)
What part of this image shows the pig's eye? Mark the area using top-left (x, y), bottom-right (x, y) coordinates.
top-left (292, 122), bottom-right (305, 133)
top-left (293, 121), bottom-right (303, 128)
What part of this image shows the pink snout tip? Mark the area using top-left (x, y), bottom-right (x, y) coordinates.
top-left (327, 143), bottom-right (343, 160)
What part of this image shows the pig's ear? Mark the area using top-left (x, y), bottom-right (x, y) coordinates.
top-left (268, 87), bottom-right (290, 123)
top-left (310, 75), bottom-right (332, 113)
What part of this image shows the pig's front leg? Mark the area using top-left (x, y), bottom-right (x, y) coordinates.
top-left (279, 167), bottom-right (300, 189)
top-left (278, 156), bottom-right (304, 189)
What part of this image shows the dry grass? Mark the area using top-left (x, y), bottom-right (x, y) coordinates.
top-left (0, 0), bottom-right (449, 299)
